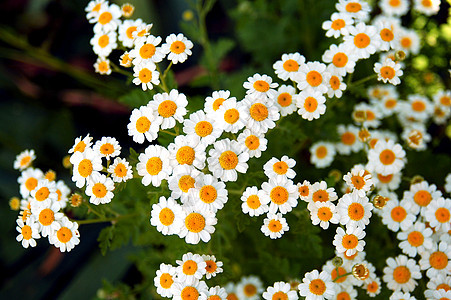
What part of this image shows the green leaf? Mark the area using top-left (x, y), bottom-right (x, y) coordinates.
top-left (118, 89), bottom-right (152, 108)
top-left (98, 225), bottom-right (115, 256)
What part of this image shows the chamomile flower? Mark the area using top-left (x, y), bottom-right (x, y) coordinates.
top-left (402, 124), bottom-right (431, 151)
top-left (333, 226), bottom-right (366, 256)
top-left (55, 180), bottom-right (70, 209)
top-left (168, 165), bottom-right (201, 202)
top-left (171, 281), bottom-right (209, 300)
top-left (263, 156), bottom-right (296, 180)
top-left (70, 148), bottom-right (103, 188)
top-left (107, 157), bottom-right (133, 182)
top-left (343, 167), bottom-right (374, 197)
top-left (33, 202), bottom-right (64, 237)
top-left (129, 35), bottom-right (165, 65)
top-left (94, 57), bottom-right (111, 75)
top-left (85, 0), bottom-right (106, 21)
top-left (374, 60), bottom-right (403, 85)
top-left (30, 179), bottom-right (58, 209)
top-left (367, 139), bottom-right (406, 176)
top-left (154, 263), bottom-right (177, 298)
top-left (137, 145), bottom-right (172, 187)
top-left (243, 73), bottom-right (278, 101)
top-left (379, 0), bottom-right (410, 16)
top-left (322, 259), bottom-right (358, 287)
top-left (14, 149), bottom-right (35, 171)
top-left (242, 97), bottom-right (280, 134)
top-left (336, 0), bottom-right (371, 21)
top-left (236, 276), bottom-right (264, 300)
top-left (310, 142), bottom-right (336, 168)
top-left (207, 138), bottom-right (249, 182)
top-left (308, 181), bottom-right (338, 207)
top-left (397, 221), bottom-right (434, 257)
top-left (309, 201), bottom-right (340, 230)
top-left (18, 168), bottom-right (44, 198)
top-left (430, 290), bottom-right (451, 300)
top-left (295, 61), bottom-right (330, 94)
top-left (189, 174), bottom-right (228, 213)
top-left (381, 198), bottom-right (416, 232)
top-left (121, 3), bottom-right (135, 18)
top-left (383, 255), bottom-right (422, 293)
top-left (322, 12), bottom-right (354, 38)
top-left (262, 281), bottom-right (298, 300)
top-left (176, 252), bottom-right (207, 284)
top-left (183, 111), bottom-right (222, 146)
top-left (298, 269), bottom-right (336, 300)
top-left (236, 129), bottom-right (268, 159)
top-left (396, 29), bottom-right (420, 56)
top-left (49, 217), bottom-right (80, 252)
top-left (433, 90), bottom-right (451, 109)
top-left (322, 43), bottom-right (356, 76)
top-left (261, 212), bottom-right (289, 239)
top-left (364, 277), bottom-right (381, 297)
top-left (90, 31), bottom-right (117, 58)
top-left (378, 94), bottom-right (400, 117)
top-left (69, 134), bottom-right (92, 155)
top-left (204, 90), bottom-right (235, 116)
top-left (414, 0), bottom-right (441, 15)
top-left (132, 62), bottom-right (160, 91)
top-left (168, 135), bottom-right (206, 170)
top-left (131, 23), bottom-right (153, 44)
top-left (150, 196), bottom-right (184, 236)
top-left (261, 177), bottom-right (298, 214)
top-left (16, 216), bottom-right (40, 248)
top-left (273, 52), bottom-right (305, 81)
top-left (85, 172), bottom-right (115, 205)
top-left (424, 198), bottom-right (451, 232)
top-left (374, 20), bottom-right (398, 51)
top-left (297, 180), bottom-right (311, 202)
top-left (214, 98), bottom-right (246, 133)
top-left (148, 89), bottom-right (188, 130)
top-left (161, 33), bottom-right (193, 64)
top-left (92, 3), bottom-right (122, 33)
top-left (372, 171), bottom-right (402, 191)
top-left (127, 105), bottom-right (160, 144)
top-left (93, 136), bottom-right (121, 160)
top-left (296, 90), bottom-right (327, 121)
top-left (179, 206), bottom-right (217, 244)
top-left (344, 23), bottom-right (380, 59)
top-left (241, 186), bottom-right (270, 217)
top-left (202, 255), bottom-right (223, 279)
top-left (337, 192), bottom-right (373, 230)
top-left (424, 273), bottom-right (451, 299)
top-left (405, 94), bottom-right (433, 122)
top-left (274, 85), bottom-right (297, 116)
top-left (326, 69), bottom-right (347, 99)
top-left (336, 124), bottom-right (363, 155)
top-left (334, 286), bottom-right (358, 300)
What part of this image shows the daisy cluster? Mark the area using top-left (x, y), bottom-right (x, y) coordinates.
top-left (12, 149), bottom-right (80, 252)
top-left (85, 0), bottom-right (193, 90)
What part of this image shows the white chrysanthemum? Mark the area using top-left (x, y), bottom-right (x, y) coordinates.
top-left (49, 217), bottom-right (80, 252)
top-left (69, 134), bottom-right (93, 155)
top-left (175, 252), bottom-right (207, 284)
top-left (353, 103), bottom-right (382, 128)
top-left (383, 255), bottom-right (422, 293)
top-left (397, 221), bottom-right (434, 257)
top-left (378, 94), bottom-right (401, 117)
top-left (364, 276), bottom-right (382, 297)
top-left (94, 57), bottom-right (111, 75)
top-left (308, 201), bottom-right (340, 230)
top-left (202, 255), bottom-right (223, 280)
top-left (70, 148), bottom-right (103, 188)
top-left (129, 35), bottom-right (165, 66)
top-left (336, 0), bottom-right (371, 21)
top-left (367, 139), bottom-right (406, 176)
top-left (424, 198), bottom-right (451, 233)
top-left (333, 226), bottom-right (366, 256)
top-left (243, 73), bottom-right (279, 101)
top-left (334, 285), bottom-right (358, 300)
top-left (148, 89), bottom-right (188, 129)
top-left (93, 136), bottom-right (121, 160)
top-left (132, 61), bottom-right (160, 91)
top-left (29, 179), bottom-right (58, 210)
top-left (206, 286), bottom-right (228, 299)
top-left (322, 259), bottom-right (358, 288)
top-left (85, 0), bottom-right (106, 21)
top-left (343, 23), bottom-right (380, 59)
top-left (337, 192), bottom-right (373, 230)
top-left (322, 43), bottom-right (356, 76)
top-left (261, 212), bottom-right (289, 239)
top-left (336, 124), bottom-right (363, 155)
top-left (171, 280), bottom-right (209, 300)
top-left (18, 168), bottom-right (44, 198)
top-left (136, 145), bottom-right (172, 187)
top-left (296, 89), bottom-right (327, 121)
top-left (214, 98), bottom-right (247, 134)
top-left (127, 105), bottom-right (160, 144)
top-left (379, 0), bottom-right (409, 16)
top-left (154, 263), bottom-right (177, 298)
top-left (117, 18), bottom-right (144, 48)
top-left (241, 186), bottom-right (270, 217)
top-left (403, 180), bottom-right (442, 216)
top-left (381, 198), bottom-right (416, 232)
top-left (414, 0), bottom-right (441, 15)
top-left (322, 12), bottom-right (354, 38)
top-left (183, 110), bottom-right (222, 146)
top-left (131, 23), bottom-right (153, 44)
top-left (33, 202), bottom-right (64, 237)
top-left (433, 89), bottom-right (451, 109)
top-left (307, 181), bottom-right (338, 209)
top-left (273, 52), bottom-right (305, 81)
top-left (263, 156), bottom-right (296, 180)
top-left (274, 85), bottom-right (297, 116)
top-left (242, 97), bottom-right (280, 134)
top-left (236, 129), bottom-right (268, 159)
top-left (204, 90), bottom-right (236, 116)
top-left (236, 276), bottom-right (265, 300)
top-left (298, 269), bottom-right (336, 300)
top-left (107, 157), bottom-right (133, 183)
top-left (207, 138), bottom-right (249, 182)
top-left (371, 171), bottom-right (402, 191)
top-left (310, 142), bottom-right (336, 168)
top-left (92, 3), bottom-right (122, 33)
top-left (297, 180), bottom-right (311, 202)
top-left (404, 94), bottom-right (434, 122)
top-left (168, 165), bottom-right (201, 203)
top-left (90, 31), bottom-right (117, 58)
top-left (85, 172), bottom-right (115, 205)
top-left (262, 281), bottom-right (298, 300)
top-left (326, 70), bottom-right (347, 99)
top-left (55, 180), bottom-right (70, 209)
top-left (261, 177), bottom-right (298, 215)
top-left (14, 149), bottom-right (36, 171)
top-left (16, 216), bottom-right (40, 248)
top-left (374, 20), bottom-right (398, 51)
top-left (161, 33), bottom-right (193, 64)
top-left (295, 61), bottom-right (330, 94)
top-left (150, 196), bottom-right (184, 236)
top-left (179, 206), bottom-right (217, 244)
top-left (396, 28), bottom-right (420, 56)
top-left (188, 173), bottom-right (228, 213)
top-left (343, 167), bottom-right (373, 197)
top-left (374, 60), bottom-right (403, 85)
top-left (168, 135), bottom-right (207, 170)
top-left (424, 273), bottom-right (451, 299)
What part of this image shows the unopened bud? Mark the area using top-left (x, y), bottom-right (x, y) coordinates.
top-left (353, 110), bottom-right (366, 123)
top-left (9, 197), bottom-right (20, 211)
top-left (358, 129), bottom-right (371, 143)
top-left (70, 193), bottom-right (83, 208)
top-left (62, 155), bottom-right (72, 169)
top-left (411, 175), bottom-right (424, 185)
top-left (332, 256), bottom-right (344, 268)
top-left (328, 170), bottom-right (342, 183)
top-left (352, 263), bottom-right (370, 281)
top-left (373, 195), bottom-right (389, 209)
top-left (395, 50), bottom-right (406, 61)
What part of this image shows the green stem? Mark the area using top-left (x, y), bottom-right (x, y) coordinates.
top-left (83, 200), bottom-right (104, 219)
top-left (162, 61), bottom-right (173, 79)
top-left (333, 271), bottom-right (353, 282)
top-left (160, 129), bottom-right (178, 136)
top-left (156, 64), bottom-right (169, 93)
top-left (74, 213), bottom-right (138, 225)
top-left (350, 74), bottom-right (377, 87)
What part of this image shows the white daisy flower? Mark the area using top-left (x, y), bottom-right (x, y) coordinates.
top-left (127, 105), bottom-right (160, 144)
top-left (424, 273), bottom-right (451, 299)
top-left (374, 60), bottom-right (403, 85)
top-left (424, 198), bottom-right (451, 233)
top-left (337, 192), bottom-right (373, 230)
top-left (263, 156), bottom-right (296, 180)
top-left (243, 73), bottom-right (278, 101)
top-left (262, 281), bottom-right (298, 300)
top-left (117, 19), bottom-right (144, 48)
top-left (374, 20), bottom-right (398, 51)
top-left (207, 138), bottom-right (249, 182)
top-left (274, 85), bottom-right (297, 116)
top-left (33, 202), bottom-right (64, 237)
top-left (334, 286), bottom-right (358, 300)
top-left (310, 141), bottom-right (336, 168)
top-left (92, 3), bottom-right (122, 33)
top-left (242, 96), bottom-right (280, 134)
top-left (326, 70), bottom-right (347, 99)
top-left (322, 43), bottom-right (356, 76)
top-left (298, 269), bottom-right (336, 300)
top-left (236, 276), bottom-right (264, 300)
top-left (273, 52), bottom-right (305, 81)
top-left (295, 61), bottom-right (330, 94)
top-left (378, 94), bottom-right (401, 117)
top-left (241, 186), bottom-right (270, 217)
top-left (93, 136), bottom-right (121, 160)
top-left (70, 148), bottom-right (103, 188)
top-left (168, 165), bottom-right (201, 203)
top-left (183, 110), bottom-right (223, 146)
top-left (55, 180), bottom-right (70, 209)
top-left (107, 157), bottom-right (133, 183)
top-left (413, 0), bottom-right (441, 15)
top-left (381, 198), bottom-right (416, 232)
top-left (261, 177), bottom-right (298, 215)
top-left (397, 221), bottom-right (434, 257)
top-left (136, 145), bottom-right (172, 187)
top-left (29, 179), bottom-right (58, 210)
top-left (364, 276), bottom-right (382, 297)
top-left (14, 149), bottom-right (36, 171)
top-left (188, 173), bottom-right (228, 213)
top-left (131, 23), bottom-right (153, 44)
top-left (382, 255), bottom-right (422, 293)
top-left (322, 12), bottom-right (354, 38)
top-left (404, 94), bottom-right (434, 122)
top-left (322, 259), bottom-right (358, 288)
top-left (343, 23), bottom-right (380, 59)
top-left (296, 89), bottom-right (327, 121)
top-left (333, 226), bottom-right (366, 256)
top-left (371, 171), bottom-right (402, 191)
top-left (202, 255), bottom-right (223, 280)
top-left (150, 196), bottom-right (184, 236)
top-left (129, 35), bottom-right (165, 65)
top-left (261, 212), bottom-right (289, 239)
top-left (171, 280), bottom-right (209, 300)
top-left (336, 124), bottom-right (363, 155)
top-left (85, 172), bottom-right (115, 205)
top-left (236, 129), bottom-right (268, 159)
top-left (49, 217), bottom-right (80, 252)
top-left (343, 167), bottom-right (374, 197)
top-left (214, 98), bottom-right (247, 133)
top-left (396, 28), bottom-right (420, 56)
top-left (367, 139), bottom-right (406, 176)
top-left (379, 0), bottom-right (409, 16)
top-left (430, 290), bottom-right (451, 300)
top-left (336, 0), bottom-right (371, 21)
top-left (154, 263), bottom-right (177, 298)
top-left (16, 216), bottom-right (40, 248)
top-left (307, 181), bottom-right (338, 208)
top-left (94, 57), bottom-right (111, 75)
top-left (433, 89), bottom-right (451, 109)
top-left (353, 103), bottom-right (382, 128)
top-left (85, 0), bottom-right (106, 21)
top-left (297, 180), bottom-right (311, 202)
top-left (389, 291), bottom-right (416, 300)
top-left (148, 89), bottom-right (188, 130)
top-left (132, 61), bottom-right (160, 91)
top-left (120, 3), bottom-right (134, 17)
top-left (90, 31), bottom-right (117, 58)
top-left (18, 168), bottom-right (44, 198)
top-left (175, 252), bottom-right (207, 284)
top-left (403, 180), bottom-right (442, 217)
top-left (206, 286), bottom-right (228, 299)
top-left (168, 135), bottom-right (207, 170)
top-left (161, 33), bottom-right (193, 64)
top-left (204, 90), bottom-right (235, 116)
top-left (179, 206), bottom-right (217, 244)
top-left (308, 201), bottom-right (340, 230)
top-left (69, 134), bottom-right (93, 155)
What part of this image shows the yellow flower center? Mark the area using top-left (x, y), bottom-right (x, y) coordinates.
top-left (138, 68), bottom-right (152, 83)
top-left (413, 190), bottom-right (432, 207)
top-left (440, 96), bottom-right (451, 106)
top-left (253, 80), bottom-right (270, 92)
top-left (401, 37), bottom-right (412, 48)
top-left (98, 11), bottom-right (112, 25)
top-left (272, 291), bottom-right (288, 300)
top-left (312, 190), bottom-right (329, 202)
top-left (391, 206), bottom-right (407, 222)
top-left (136, 116), bottom-right (151, 133)
top-left (244, 284), bottom-right (257, 297)
top-left (159, 208), bottom-right (175, 226)
top-left (246, 195), bottom-right (261, 209)
top-left (194, 121), bottom-right (213, 137)
top-left (212, 98), bottom-right (225, 111)
top-left (114, 163), bottom-right (128, 178)
top-left (224, 108), bottom-right (240, 124)
top-left (354, 33), bottom-right (370, 49)
top-left (176, 146), bottom-right (195, 165)
top-left (393, 266), bottom-right (411, 284)
top-left (407, 231), bottom-right (424, 247)
top-left (317, 207), bottom-right (333, 222)
top-left (273, 161), bottom-right (288, 175)
top-left (380, 28), bottom-right (394, 42)
top-left (412, 100), bottom-right (426, 112)
top-left (183, 260), bottom-right (198, 275)
top-left (342, 234), bottom-right (358, 249)
top-left (277, 93), bottom-right (292, 107)
top-left (158, 100), bottom-right (177, 118)
top-left (332, 53), bottom-right (348, 68)
top-left (170, 41), bottom-right (186, 54)
top-left (98, 61), bottom-right (109, 73)
top-left (346, 2), bottom-right (362, 13)
top-left (367, 281), bottom-right (379, 293)
top-left (309, 279), bottom-right (326, 295)
top-left (268, 219), bottom-right (283, 232)
top-left (249, 103), bottom-right (269, 121)
top-left (336, 291), bottom-right (351, 300)
top-left (306, 71), bottom-right (323, 87)
top-left (245, 135), bottom-right (260, 150)
top-left (430, 251), bottom-right (448, 270)
top-left (98, 34), bottom-right (109, 48)
top-left (219, 151), bottom-right (238, 170)
top-left (199, 185), bottom-right (217, 204)
top-left (389, 0), bottom-right (401, 7)
top-left (385, 99), bottom-right (397, 109)
top-left (330, 76), bottom-right (341, 90)
top-left (379, 149), bottom-right (395, 165)
top-left (159, 273), bottom-right (173, 289)
top-left (126, 26), bottom-right (137, 39)
top-left (282, 59), bottom-right (299, 72)
top-left (22, 225), bottom-right (32, 240)
top-left (140, 44), bottom-right (156, 59)
top-left (74, 141), bottom-right (86, 153)
top-left (351, 175), bottom-right (366, 190)
top-left (100, 143), bottom-right (114, 156)
top-left (25, 177), bottom-right (38, 192)
top-left (181, 286), bottom-right (199, 300)
top-left (270, 186), bottom-right (289, 205)
top-left (380, 66), bottom-right (395, 80)
top-left (57, 227), bottom-right (73, 243)
top-left (39, 208), bottom-right (54, 226)
top-left (331, 19), bottom-right (345, 30)
top-left (146, 157), bottom-right (163, 175)
top-left (378, 173), bottom-right (393, 183)
top-left (205, 260), bottom-right (217, 273)
top-left (304, 97), bottom-right (318, 112)
top-left (35, 187), bottom-right (50, 202)
top-left (331, 267), bottom-right (348, 283)
top-left (315, 146), bottom-right (328, 159)
top-left (78, 159), bottom-right (93, 178)
top-left (178, 175), bottom-right (195, 193)
top-left (435, 207), bottom-right (451, 223)
top-left (348, 203), bottom-right (365, 221)
top-left (341, 132), bottom-right (356, 145)
top-left (92, 183), bottom-right (107, 198)
top-left (185, 212), bottom-right (206, 233)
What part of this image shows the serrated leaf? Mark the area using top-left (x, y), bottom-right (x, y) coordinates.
top-left (98, 225), bottom-right (115, 256)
